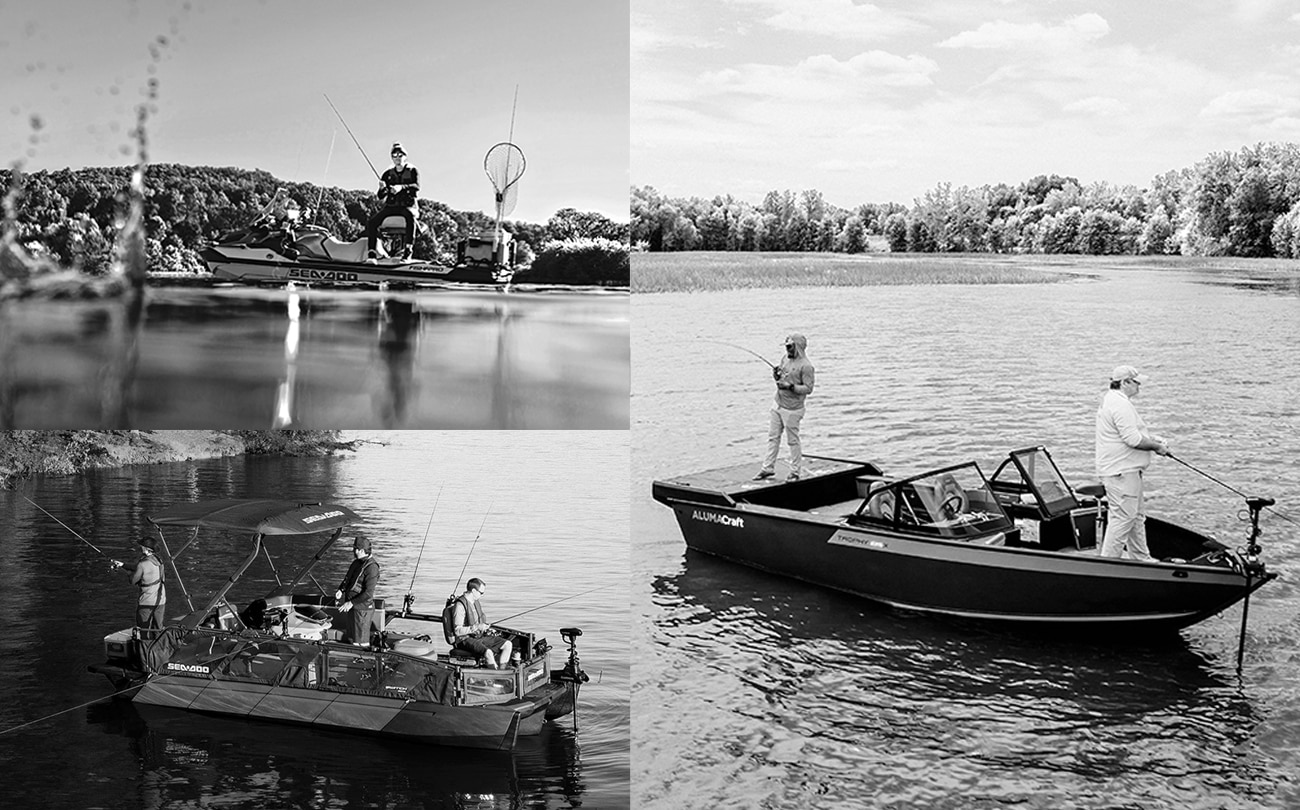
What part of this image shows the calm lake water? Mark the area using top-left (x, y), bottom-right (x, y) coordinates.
top-left (0, 431), bottom-right (630, 809)
top-left (0, 283), bottom-right (628, 429)
top-left (631, 260), bottom-right (1300, 809)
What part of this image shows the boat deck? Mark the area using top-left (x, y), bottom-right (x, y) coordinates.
top-left (656, 456), bottom-right (876, 498)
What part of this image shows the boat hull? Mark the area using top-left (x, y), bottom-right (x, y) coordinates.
top-left (199, 245), bottom-right (511, 287)
top-left (654, 458), bottom-right (1273, 632)
top-left (111, 671), bottom-right (572, 750)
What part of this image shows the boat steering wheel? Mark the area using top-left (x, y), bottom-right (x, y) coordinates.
top-left (939, 494), bottom-right (965, 520)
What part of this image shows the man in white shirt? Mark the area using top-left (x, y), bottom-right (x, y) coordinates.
top-left (1095, 365), bottom-right (1170, 560)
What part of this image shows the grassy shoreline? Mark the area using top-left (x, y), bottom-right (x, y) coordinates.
top-left (0, 430), bottom-right (354, 489)
top-left (631, 251), bottom-right (1300, 293)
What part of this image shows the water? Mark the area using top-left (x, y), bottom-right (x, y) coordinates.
top-left (631, 262), bottom-right (1300, 809)
top-left (0, 283), bottom-right (628, 429)
top-left (0, 431), bottom-right (630, 809)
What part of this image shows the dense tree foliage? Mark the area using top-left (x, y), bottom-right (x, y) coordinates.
top-left (2, 164), bottom-right (628, 281)
top-left (632, 142), bottom-right (1300, 258)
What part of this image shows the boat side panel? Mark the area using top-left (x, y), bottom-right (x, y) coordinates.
top-left (246, 689), bottom-right (336, 724)
top-left (668, 504), bottom-right (1250, 624)
top-left (186, 679), bottom-right (272, 716)
top-left (312, 692), bottom-right (405, 731)
top-left (133, 677), bottom-right (207, 709)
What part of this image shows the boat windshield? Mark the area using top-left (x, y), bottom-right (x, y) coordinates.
top-left (989, 447), bottom-right (1080, 520)
top-left (851, 463), bottom-right (1013, 537)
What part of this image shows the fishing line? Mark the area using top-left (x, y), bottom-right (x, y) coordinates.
top-left (313, 129), bottom-right (337, 226)
top-left (494, 583), bottom-right (616, 624)
top-left (702, 339), bottom-right (775, 369)
top-left (322, 93), bottom-right (381, 181)
top-left (1168, 454), bottom-right (1300, 527)
top-left (0, 671), bottom-right (178, 737)
top-left (19, 494), bottom-right (117, 560)
top-left (452, 501), bottom-right (494, 595)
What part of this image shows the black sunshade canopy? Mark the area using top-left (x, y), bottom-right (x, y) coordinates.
top-left (147, 499), bottom-right (359, 535)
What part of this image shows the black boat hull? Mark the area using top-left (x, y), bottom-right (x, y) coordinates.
top-left (199, 245), bottom-right (510, 287)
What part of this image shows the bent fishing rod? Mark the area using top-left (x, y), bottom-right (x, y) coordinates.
top-left (704, 339), bottom-right (775, 369)
top-left (1167, 453), bottom-right (1300, 527)
top-left (19, 494), bottom-right (123, 566)
top-left (323, 93), bottom-right (381, 181)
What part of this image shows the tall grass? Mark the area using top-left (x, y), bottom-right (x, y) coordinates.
top-left (631, 252), bottom-right (1079, 293)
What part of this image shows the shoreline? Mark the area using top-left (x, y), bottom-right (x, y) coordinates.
top-left (0, 430), bottom-right (351, 489)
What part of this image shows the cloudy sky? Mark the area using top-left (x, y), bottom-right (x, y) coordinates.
top-left (3, 0), bottom-right (628, 223)
top-left (633, 0), bottom-right (1300, 208)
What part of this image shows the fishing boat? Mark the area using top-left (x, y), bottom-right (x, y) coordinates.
top-left (652, 446), bottom-right (1277, 633)
top-left (88, 499), bottom-right (589, 751)
top-left (198, 202), bottom-right (515, 288)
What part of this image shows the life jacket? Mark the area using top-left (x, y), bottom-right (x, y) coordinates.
top-left (441, 594), bottom-right (484, 644)
top-left (340, 558), bottom-right (380, 607)
top-left (135, 554), bottom-right (165, 606)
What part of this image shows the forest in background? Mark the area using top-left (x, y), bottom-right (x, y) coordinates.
top-left (632, 142), bottom-right (1300, 259)
top-left (3, 164), bottom-right (630, 285)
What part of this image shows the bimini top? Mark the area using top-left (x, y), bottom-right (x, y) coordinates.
top-left (147, 499), bottom-right (359, 535)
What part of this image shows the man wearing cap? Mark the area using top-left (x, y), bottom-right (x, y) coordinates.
top-left (335, 536), bottom-right (381, 646)
top-left (451, 577), bottom-right (514, 668)
top-left (754, 332), bottom-right (816, 482)
top-left (1096, 365), bottom-right (1171, 561)
top-left (365, 142), bottom-right (420, 261)
top-left (130, 536), bottom-right (167, 638)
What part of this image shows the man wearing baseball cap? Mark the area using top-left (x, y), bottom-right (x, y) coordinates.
top-left (335, 535), bottom-right (381, 646)
top-left (130, 535), bottom-right (167, 638)
top-left (365, 141), bottom-right (420, 261)
top-left (1095, 364), bottom-right (1170, 561)
top-left (754, 332), bottom-right (816, 482)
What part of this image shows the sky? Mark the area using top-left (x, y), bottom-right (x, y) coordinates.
top-left (2, 0), bottom-right (629, 224)
top-left (632, 0), bottom-right (1300, 208)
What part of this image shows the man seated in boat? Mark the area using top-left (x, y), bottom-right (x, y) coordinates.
top-left (450, 578), bottom-right (513, 669)
top-left (334, 536), bottom-right (380, 647)
top-left (365, 141), bottom-right (420, 261)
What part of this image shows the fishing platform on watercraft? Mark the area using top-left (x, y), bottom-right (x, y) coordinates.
top-left (653, 446), bottom-right (1278, 633)
top-left (88, 499), bottom-right (588, 750)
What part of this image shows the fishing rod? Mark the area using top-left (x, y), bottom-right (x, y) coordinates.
top-left (494, 583), bottom-right (616, 625)
top-left (402, 487), bottom-right (444, 614)
top-left (1168, 453), bottom-right (1300, 527)
top-left (703, 339), bottom-right (775, 369)
top-left (322, 93), bottom-right (381, 181)
top-left (19, 494), bottom-right (121, 564)
top-left (451, 502), bottom-right (494, 595)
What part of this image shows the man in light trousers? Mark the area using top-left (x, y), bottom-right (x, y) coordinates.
top-left (754, 333), bottom-right (815, 483)
top-left (1095, 364), bottom-right (1170, 560)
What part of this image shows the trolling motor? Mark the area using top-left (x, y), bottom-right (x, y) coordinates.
top-left (554, 627), bottom-right (589, 686)
top-left (1235, 495), bottom-right (1276, 671)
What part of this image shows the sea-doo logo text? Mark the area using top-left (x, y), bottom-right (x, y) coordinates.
top-left (302, 510), bottom-right (345, 524)
top-left (287, 268), bottom-right (360, 282)
top-left (167, 662), bottom-right (210, 674)
top-left (691, 510), bottom-right (745, 529)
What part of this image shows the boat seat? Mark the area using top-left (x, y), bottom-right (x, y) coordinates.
top-left (318, 236), bottom-right (371, 262)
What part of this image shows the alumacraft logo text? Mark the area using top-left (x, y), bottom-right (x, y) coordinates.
top-left (167, 662), bottom-right (211, 675)
top-left (302, 510), bottom-right (345, 524)
top-left (691, 510), bottom-right (745, 529)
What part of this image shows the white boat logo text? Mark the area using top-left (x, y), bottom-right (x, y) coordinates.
top-left (302, 510), bottom-right (345, 524)
top-left (692, 510), bottom-right (744, 529)
top-left (167, 662), bottom-right (211, 674)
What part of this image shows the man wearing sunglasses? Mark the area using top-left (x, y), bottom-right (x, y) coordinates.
top-left (366, 141), bottom-right (421, 261)
top-left (450, 577), bottom-right (514, 669)
top-left (1096, 364), bottom-right (1171, 561)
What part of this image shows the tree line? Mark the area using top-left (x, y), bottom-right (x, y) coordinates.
top-left (632, 142), bottom-right (1300, 259)
top-left (3, 164), bottom-right (629, 283)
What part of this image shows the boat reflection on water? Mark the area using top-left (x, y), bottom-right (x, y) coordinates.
top-left (86, 699), bottom-right (588, 809)
top-left (653, 550), bottom-right (1245, 730)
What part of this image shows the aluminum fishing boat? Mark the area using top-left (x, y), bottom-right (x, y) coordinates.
top-left (89, 500), bottom-right (588, 750)
top-left (652, 446), bottom-right (1277, 632)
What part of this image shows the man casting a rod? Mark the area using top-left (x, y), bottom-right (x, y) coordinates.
top-left (1096, 364), bottom-right (1171, 561)
top-left (754, 333), bottom-right (816, 483)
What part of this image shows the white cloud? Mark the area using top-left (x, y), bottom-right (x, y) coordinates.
top-left (1063, 96), bottom-right (1128, 117)
top-left (748, 0), bottom-right (924, 40)
top-left (1199, 89), bottom-right (1297, 123)
top-left (938, 13), bottom-right (1110, 50)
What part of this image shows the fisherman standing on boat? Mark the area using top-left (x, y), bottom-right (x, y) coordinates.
top-left (754, 333), bottom-right (816, 482)
top-left (451, 578), bottom-right (513, 669)
top-left (130, 536), bottom-right (166, 639)
top-left (1096, 365), bottom-right (1170, 561)
top-left (335, 536), bottom-right (381, 646)
top-left (366, 142), bottom-right (420, 261)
